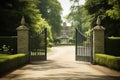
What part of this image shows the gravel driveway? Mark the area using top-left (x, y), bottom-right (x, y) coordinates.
top-left (0, 46), bottom-right (120, 80)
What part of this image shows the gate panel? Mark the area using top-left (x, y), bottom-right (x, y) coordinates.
top-left (29, 28), bottom-right (47, 61)
top-left (75, 28), bottom-right (92, 62)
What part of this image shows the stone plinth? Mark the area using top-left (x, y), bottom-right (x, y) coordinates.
top-left (16, 25), bottom-right (29, 54)
top-left (93, 26), bottom-right (105, 53)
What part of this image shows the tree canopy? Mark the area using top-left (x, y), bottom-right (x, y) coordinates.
top-left (85, 0), bottom-right (120, 36)
top-left (106, 0), bottom-right (120, 20)
top-left (68, 0), bottom-right (120, 37)
top-left (0, 0), bottom-right (53, 42)
top-left (67, 0), bottom-right (91, 38)
top-left (38, 0), bottom-right (63, 39)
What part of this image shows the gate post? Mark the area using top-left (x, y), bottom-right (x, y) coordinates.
top-left (93, 16), bottom-right (105, 63)
top-left (16, 16), bottom-right (29, 56)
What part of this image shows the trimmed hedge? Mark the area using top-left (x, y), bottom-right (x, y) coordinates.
top-left (95, 53), bottom-right (120, 70)
top-left (0, 54), bottom-right (27, 75)
top-left (105, 37), bottom-right (120, 56)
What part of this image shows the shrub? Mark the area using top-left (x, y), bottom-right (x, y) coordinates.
top-left (0, 54), bottom-right (27, 75)
top-left (48, 42), bottom-right (54, 47)
top-left (54, 38), bottom-right (61, 44)
top-left (95, 53), bottom-right (120, 70)
top-left (69, 39), bottom-right (75, 44)
top-left (0, 36), bottom-right (17, 54)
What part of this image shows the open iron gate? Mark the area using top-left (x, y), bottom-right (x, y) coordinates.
top-left (75, 28), bottom-right (93, 63)
top-left (29, 28), bottom-right (47, 61)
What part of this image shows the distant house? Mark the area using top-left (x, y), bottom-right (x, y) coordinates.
top-left (60, 22), bottom-right (73, 43)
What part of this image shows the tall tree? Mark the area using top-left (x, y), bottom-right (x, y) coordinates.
top-left (67, 0), bottom-right (91, 35)
top-left (85, 0), bottom-right (120, 36)
top-left (68, 5), bottom-right (91, 33)
top-left (0, 0), bottom-right (53, 42)
top-left (38, 0), bottom-right (62, 39)
top-left (0, 0), bottom-right (40, 35)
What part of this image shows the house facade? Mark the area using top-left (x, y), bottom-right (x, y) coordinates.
top-left (60, 22), bottom-right (73, 43)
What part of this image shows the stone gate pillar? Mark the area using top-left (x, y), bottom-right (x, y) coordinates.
top-left (93, 16), bottom-right (105, 54)
top-left (16, 16), bottom-right (29, 55)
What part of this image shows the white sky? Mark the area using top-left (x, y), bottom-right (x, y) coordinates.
top-left (57, 0), bottom-right (86, 25)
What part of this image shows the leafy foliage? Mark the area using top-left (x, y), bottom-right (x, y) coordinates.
top-left (106, 0), bottom-right (120, 20)
top-left (0, 0), bottom-right (38, 35)
top-left (68, 0), bottom-right (120, 36)
top-left (38, 0), bottom-right (62, 39)
top-left (85, 0), bottom-right (120, 36)
top-left (67, 0), bottom-right (91, 39)
top-left (0, 0), bottom-right (53, 42)
top-left (68, 5), bottom-right (91, 33)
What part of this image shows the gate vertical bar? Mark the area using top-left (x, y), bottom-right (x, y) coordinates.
top-left (75, 28), bottom-right (78, 60)
top-left (45, 28), bottom-right (47, 60)
top-left (28, 31), bottom-right (31, 63)
top-left (90, 31), bottom-right (93, 64)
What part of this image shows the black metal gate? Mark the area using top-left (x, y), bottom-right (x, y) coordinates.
top-left (29, 28), bottom-right (47, 61)
top-left (75, 28), bottom-right (93, 63)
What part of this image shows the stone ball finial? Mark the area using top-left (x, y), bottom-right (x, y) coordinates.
top-left (21, 16), bottom-right (25, 25)
top-left (96, 16), bottom-right (101, 26)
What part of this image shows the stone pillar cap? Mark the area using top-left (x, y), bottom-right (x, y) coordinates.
top-left (93, 26), bottom-right (105, 30)
top-left (16, 25), bottom-right (29, 30)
